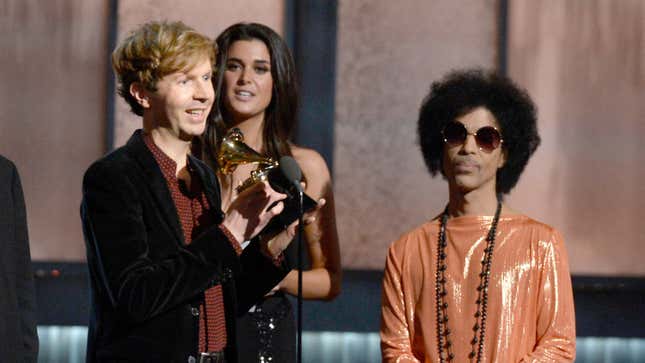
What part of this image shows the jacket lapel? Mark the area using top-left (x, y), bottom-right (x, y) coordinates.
top-left (124, 130), bottom-right (185, 245)
top-left (188, 154), bottom-right (225, 224)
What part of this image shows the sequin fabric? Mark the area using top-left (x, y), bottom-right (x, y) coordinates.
top-left (380, 215), bottom-right (576, 362)
top-left (252, 295), bottom-right (292, 363)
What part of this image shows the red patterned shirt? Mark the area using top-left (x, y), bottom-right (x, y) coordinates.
top-left (143, 134), bottom-right (241, 353)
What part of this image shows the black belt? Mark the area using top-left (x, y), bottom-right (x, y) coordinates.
top-left (199, 351), bottom-right (226, 363)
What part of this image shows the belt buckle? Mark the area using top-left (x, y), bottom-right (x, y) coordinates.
top-left (199, 351), bottom-right (225, 363)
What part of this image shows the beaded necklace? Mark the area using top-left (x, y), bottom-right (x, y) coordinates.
top-left (435, 202), bottom-right (502, 362)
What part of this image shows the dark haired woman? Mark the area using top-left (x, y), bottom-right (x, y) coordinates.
top-left (204, 23), bottom-right (341, 362)
top-left (380, 69), bottom-right (576, 362)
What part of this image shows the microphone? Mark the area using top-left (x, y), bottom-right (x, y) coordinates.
top-left (267, 156), bottom-right (302, 197)
top-left (278, 156), bottom-right (303, 194)
top-left (262, 155), bottom-right (315, 236)
top-left (277, 155), bottom-right (305, 363)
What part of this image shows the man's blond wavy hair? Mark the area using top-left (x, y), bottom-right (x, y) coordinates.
top-left (112, 21), bottom-right (216, 116)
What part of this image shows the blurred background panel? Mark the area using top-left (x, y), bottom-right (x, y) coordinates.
top-left (506, 0), bottom-right (645, 276)
top-left (334, 0), bottom-right (500, 269)
top-left (0, 0), bottom-right (109, 261)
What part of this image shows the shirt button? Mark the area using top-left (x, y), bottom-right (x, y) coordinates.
top-left (191, 307), bottom-right (200, 316)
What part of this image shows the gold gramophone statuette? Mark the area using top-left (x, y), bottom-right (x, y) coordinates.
top-left (217, 128), bottom-right (279, 193)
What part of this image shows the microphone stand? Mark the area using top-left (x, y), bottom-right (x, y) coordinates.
top-left (296, 187), bottom-right (304, 363)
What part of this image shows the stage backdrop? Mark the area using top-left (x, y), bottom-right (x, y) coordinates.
top-left (0, 0), bottom-right (108, 261)
top-left (333, 0), bottom-right (499, 268)
top-left (505, 0), bottom-right (645, 276)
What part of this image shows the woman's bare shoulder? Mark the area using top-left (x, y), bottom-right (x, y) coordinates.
top-left (290, 144), bottom-right (330, 181)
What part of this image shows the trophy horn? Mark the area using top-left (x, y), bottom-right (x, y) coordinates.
top-left (217, 128), bottom-right (278, 176)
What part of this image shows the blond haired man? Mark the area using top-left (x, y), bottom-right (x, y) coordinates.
top-left (82, 21), bottom-right (291, 363)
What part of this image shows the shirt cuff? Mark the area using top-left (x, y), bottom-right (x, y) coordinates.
top-left (260, 236), bottom-right (285, 267)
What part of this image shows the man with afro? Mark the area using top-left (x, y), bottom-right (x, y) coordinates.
top-left (381, 69), bottom-right (576, 362)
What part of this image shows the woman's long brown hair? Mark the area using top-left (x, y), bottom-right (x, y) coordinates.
top-left (201, 22), bottom-right (299, 170)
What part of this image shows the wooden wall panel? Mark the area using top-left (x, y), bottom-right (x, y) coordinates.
top-left (0, 0), bottom-right (109, 261)
top-left (334, 0), bottom-right (499, 269)
top-left (507, 0), bottom-right (645, 275)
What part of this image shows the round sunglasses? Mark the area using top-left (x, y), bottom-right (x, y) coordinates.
top-left (441, 122), bottom-right (503, 152)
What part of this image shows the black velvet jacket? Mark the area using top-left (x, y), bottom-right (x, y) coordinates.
top-left (0, 155), bottom-right (38, 363)
top-left (81, 130), bottom-right (287, 362)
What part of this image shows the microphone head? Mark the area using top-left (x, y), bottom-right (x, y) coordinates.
top-left (279, 156), bottom-right (302, 184)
